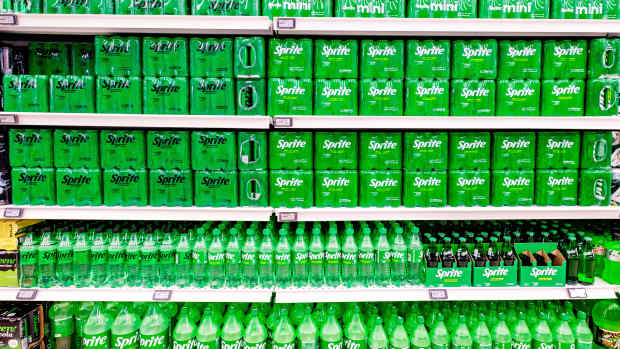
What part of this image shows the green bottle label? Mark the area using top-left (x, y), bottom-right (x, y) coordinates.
top-left (533, 340), bottom-right (554, 349)
top-left (454, 345), bottom-right (472, 349)
top-left (160, 249), bottom-right (175, 263)
top-left (126, 251), bottom-right (139, 264)
top-left (108, 250), bottom-right (124, 265)
top-left (226, 251), bottom-right (241, 264)
top-left (432, 345), bottom-right (448, 349)
top-left (196, 340), bottom-right (218, 349)
top-left (177, 250), bottom-right (193, 265)
top-left (140, 332), bottom-right (167, 349)
top-left (91, 250), bottom-right (107, 264)
top-left (38, 249), bottom-right (56, 264)
top-left (275, 252), bottom-right (291, 265)
top-left (57, 249), bottom-right (73, 264)
top-left (575, 344), bottom-right (591, 349)
top-left (345, 338), bottom-right (366, 349)
top-left (20, 249), bottom-right (37, 264)
top-left (309, 251), bottom-right (324, 264)
top-left (512, 342), bottom-right (531, 349)
top-left (321, 340), bottom-right (343, 349)
top-left (359, 250), bottom-right (374, 264)
top-left (244, 341), bottom-right (267, 349)
top-left (242, 252), bottom-right (257, 266)
top-left (494, 344), bottom-right (512, 349)
top-left (342, 252), bottom-right (357, 265)
top-left (258, 252), bottom-right (273, 265)
top-left (378, 250), bottom-right (390, 264)
top-left (555, 343), bottom-right (573, 349)
top-left (141, 251), bottom-right (157, 265)
top-left (208, 252), bottom-right (225, 265)
top-left (325, 251), bottom-right (341, 264)
top-left (112, 331), bottom-right (139, 349)
top-left (294, 251), bottom-right (308, 265)
top-left (274, 341), bottom-right (295, 349)
top-left (173, 339), bottom-right (195, 349)
top-left (83, 333), bottom-right (109, 349)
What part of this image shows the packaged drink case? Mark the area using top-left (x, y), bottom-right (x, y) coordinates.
top-left (543, 40), bottom-right (587, 79)
top-left (335, 0), bottom-right (405, 17)
top-left (147, 130), bottom-right (190, 169)
top-left (9, 128), bottom-right (53, 168)
top-left (28, 42), bottom-right (69, 75)
top-left (360, 132), bottom-right (402, 170)
top-left (581, 131), bottom-right (612, 169)
top-left (403, 132), bottom-right (448, 170)
top-left (0, 46), bottom-right (28, 75)
top-left (11, 167), bottom-right (56, 205)
top-left (405, 78), bottom-right (449, 116)
top-left (49, 75), bottom-right (95, 113)
top-left (100, 129), bottom-right (146, 169)
top-left (552, 0), bottom-right (617, 18)
top-left (94, 36), bottom-right (141, 77)
top-left (588, 39), bottom-right (619, 78)
top-left (96, 76), bottom-right (142, 114)
top-left (586, 79), bottom-right (619, 116)
top-left (115, 0), bottom-right (187, 14)
top-left (269, 131), bottom-right (313, 170)
top-left (43, 0), bottom-right (112, 13)
top-left (263, 0), bottom-right (332, 17)
top-left (403, 170), bottom-right (447, 207)
top-left (191, 0), bottom-right (259, 15)
top-left (359, 170), bottom-right (402, 207)
top-left (314, 79), bottom-right (358, 115)
top-left (270, 170), bottom-right (313, 208)
top-left (9, 0), bottom-right (41, 12)
top-left (239, 170), bottom-right (268, 206)
top-left (190, 78), bottom-right (235, 115)
top-left (236, 79), bottom-right (266, 115)
top-left (580, 168), bottom-right (612, 206)
top-left (2, 75), bottom-right (49, 112)
top-left (143, 77), bottom-right (189, 115)
top-left (496, 79), bottom-right (541, 116)
top-left (478, 0), bottom-right (549, 18)
top-left (314, 132), bottom-right (358, 170)
top-left (71, 43), bottom-right (95, 75)
top-left (315, 170), bottom-right (359, 207)
top-left (143, 37), bottom-right (188, 77)
top-left (407, 0), bottom-right (477, 17)
top-left (450, 79), bottom-right (496, 116)
top-left (56, 168), bottom-right (102, 206)
top-left (535, 169), bottom-right (579, 206)
top-left (53, 129), bottom-right (99, 169)
top-left (541, 79), bottom-right (585, 116)
top-left (269, 38), bottom-right (313, 78)
top-left (448, 169), bottom-right (490, 207)
top-left (191, 131), bottom-right (236, 170)
top-left (268, 78), bottom-right (313, 116)
top-left (360, 79), bottom-right (404, 116)
top-left (451, 40), bottom-right (498, 79)
top-left (194, 170), bottom-right (239, 207)
top-left (103, 168), bottom-right (148, 206)
top-left (360, 40), bottom-right (405, 78)
top-left (234, 37), bottom-right (265, 78)
top-left (189, 38), bottom-right (233, 77)
top-left (406, 40), bottom-right (450, 79)
top-left (238, 131), bottom-right (267, 170)
top-left (498, 40), bottom-right (542, 79)
top-left (449, 132), bottom-right (491, 170)
top-left (492, 132), bottom-right (535, 170)
top-left (537, 131), bottom-right (581, 169)
top-left (149, 169), bottom-right (193, 206)
top-left (314, 39), bottom-right (359, 79)
top-left (491, 169), bottom-right (535, 206)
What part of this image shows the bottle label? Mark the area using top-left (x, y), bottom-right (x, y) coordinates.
top-left (274, 341), bottom-right (295, 349)
top-left (244, 341), bottom-right (266, 349)
top-left (242, 252), bottom-right (257, 265)
top-left (91, 250), bottom-right (107, 265)
top-left (321, 340), bottom-right (343, 349)
top-left (57, 249), bottom-right (73, 264)
top-left (575, 344), bottom-right (591, 349)
top-left (595, 326), bottom-right (620, 348)
top-left (532, 340), bottom-right (554, 349)
top-left (431, 344), bottom-right (448, 349)
top-left (108, 250), bottom-right (125, 265)
top-left (378, 250), bottom-right (391, 264)
top-left (83, 333), bottom-right (109, 349)
top-left (342, 252), bottom-right (357, 265)
top-left (74, 250), bottom-right (89, 264)
top-left (512, 341), bottom-right (531, 349)
top-left (226, 251), bottom-right (241, 264)
top-left (208, 252), bottom-right (225, 265)
top-left (555, 343), bottom-right (574, 349)
top-left (606, 249), bottom-right (620, 262)
top-left (325, 251), bottom-right (341, 264)
top-left (309, 251), bottom-right (324, 263)
top-left (299, 339), bottom-right (318, 349)
top-left (275, 252), bottom-right (291, 265)
top-left (222, 339), bottom-right (243, 349)
top-left (125, 251), bottom-right (139, 264)
top-left (160, 250), bottom-right (175, 263)
top-left (193, 250), bottom-right (207, 263)
top-left (141, 252), bottom-right (157, 265)
top-left (391, 250), bottom-right (406, 264)
top-left (294, 251), bottom-right (308, 265)
top-left (358, 250), bottom-right (375, 264)
top-left (173, 339), bottom-right (195, 349)
top-left (196, 340), bottom-right (218, 349)
top-left (20, 249), bottom-right (37, 264)
top-left (344, 338), bottom-right (366, 349)
top-left (112, 331), bottom-right (139, 349)
top-left (494, 344), bottom-right (512, 349)
top-left (454, 345), bottom-right (473, 349)
top-left (258, 252), bottom-right (273, 265)
top-left (140, 332), bottom-right (168, 349)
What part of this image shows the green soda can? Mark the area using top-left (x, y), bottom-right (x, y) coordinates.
top-left (360, 132), bottom-right (402, 170)
top-left (586, 78), bottom-right (619, 116)
top-left (71, 43), bottom-right (95, 75)
top-left (579, 168), bottom-right (612, 206)
top-left (403, 132), bottom-right (448, 170)
top-left (269, 131), bottom-right (313, 170)
top-left (189, 38), bottom-right (233, 78)
top-left (234, 37), bottom-right (265, 78)
top-left (268, 78), bottom-right (313, 116)
top-left (270, 170), bottom-right (314, 208)
top-left (143, 37), bottom-right (188, 77)
top-left (448, 169), bottom-right (490, 207)
top-left (588, 39), bottom-right (619, 78)
top-left (404, 78), bottom-right (449, 116)
top-left (542, 40), bottom-right (587, 79)
top-left (492, 132), bottom-right (535, 170)
top-left (96, 76), bottom-right (142, 114)
top-left (406, 40), bottom-right (450, 79)
top-left (11, 167), bottom-right (56, 205)
top-left (2, 75), bottom-right (49, 112)
top-left (147, 130), bottom-right (190, 169)
top-left (191, 0), bottom-right (259, 14)
top-left (314, 79), bottom-right (358, 115)
top-left (496, 79), bottom-right (541, 116)
top-left (359, 170), bottom-right (402, 207)
top-left (451, 39), bottom-right (498, 79)
top-left (100, 130), bottom-right (146, 169)
top-left (43, 0), bottom-right (112, 13)
top-left (28, 42), bottom-right (70, 75)
top-left (403, 170), bottom-right (447, 207)
top-left (535, 169), bottom-right (579, 206)
top-left (491, 169), bottom-right (535, 206)
top-left (56, 168), bottom-right (102, 206)
top-left (536, 131), bottom-right (581, 169)
top-left (449, 132), bottom-right (491, 170)
top-left (49, 75), bottom-right (95, 113)
top-left (314, 132), bottom-right (358, 170)
top-left (478, 0), bottom-right (549, 18)
top-left (581, 131), bottom-right (612, 169)
top-left (450, 79), bottom-right (496, 116)
top-left (94, 36), bottom-right (141, 77)
top-left (268, 38), bottom-right (313, 78)
top-left (407, 0), bottom-right (477, 17)
top-left (191, 131), bottom-right (237, 170)
top-left (236, 79), bottom-right (266, 115)
top-left (239, 170), bottom-right (268, 206)
top-left (498, 40), bottom-right (542, 79)
top-left (53, 129), bottom-right (100, 169)
top-left (143, 77), bottom-right (188, 115)
top-left (9, 129), bottom-right (54, 168)
top-left (314, 39), bottom-right (359, 79)
top-left (360, 78), bottom-right (404, 116)
top-left (360, 40), bottom-right (405, 78)
top-left (103, 168), bottom-right (148, 206)
top-left (149, 169), bottom-right (193, 207)
top-left (541, 79), bottom-right (585, 116)
top-left (238, 131), bottom-right (267, 170)
top-left (194, 170), bottom-right (239, 207)
top-left (190, 78), bottom-right (235, 115)
top-left (315, 170), bottom-right (359, 207)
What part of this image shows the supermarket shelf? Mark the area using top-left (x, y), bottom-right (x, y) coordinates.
top-left (273, 17), bottom-right (620, 36)
top-left (1, 206), bottom-right (274, 221)
top-left (272, 115), bottom-right (620, 130)
top-left (275, 206), bottom-right (620, 222)
top-left (0, 14), bottom-right (272, 35)
top-left (0, 112), bottom-right (271, 129)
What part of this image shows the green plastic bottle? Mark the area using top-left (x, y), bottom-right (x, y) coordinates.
top-left (245, 306), bottom-right (267, 349)
top-left (321, 306), bottom-right (343, 349)
top-left (369, 317), bottom-right (388, 349)
top-left (533, 313), bottom-right (553, 349)
top-left (273, 308), bottom-right (296, 349)
top-left (111, 304), bottom-right (139, 349)
top-left (139, 303), bottom-right (169, 349)
top-left (555, 314), bottom-right (575, 349)
top-left (391, 317), bottom-right (410, 349)
top-left (512, 313), bottom-right (532, 349)
top-left (222, 305), bottom-right (244, 349)
top-left (298, 305), bottom-right (319, 349)
top-left (431, 313), bottom-right (450, 349)
top-left (196, 306), bottom-right (219, 349)
top-left (345, 306), bottom-right (367, 349)
top-left (493, 313), bottom-right (512, 349)
top-left (173, 307), bottom-right (196, 349)
top-left (410, 316), bottom-right (431, 349)
top-left (453, 315), bottom-right (472, 349)
top-left (473, 314), bottom-right (492, 349)
top-left (574, 311), bottom-right (593, 349)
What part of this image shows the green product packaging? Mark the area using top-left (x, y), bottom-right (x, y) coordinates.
top-left (581, 131), bottom-right (612, 169)
top-left (360, 40), bottom-right (405, 78)
top-left (71, 43), bottom-right (95, 75)
top-left (542, 40), bottom-right (587, 79)
top-left (11, 167), bottom-right (56, 205)
top-left (496, 79), bottom-right (541, 116)
top-left (579, 168), bottom-right (612, 206)
top-left (268, 38), bottom-right (313, 78)
top-left (147, 130), bottom-right (190, 169)
top-left (360, 132), bottom-right (402, 170)
top-left (537, 131), bottom-right (581, 169)
top-left (143, 77), bottom-right (188, 115)
top-left (103, 168), bottom-right (148, 206)
top-left (407, 0), bottom-right (476, 17)
top-left (314, 39), bottom-right (359, 79)
top-left (406, 40), bottom-right (450, 79)
top-left (403, 170), bottom-right (447, 207)
top-left (360, 78), bottom-right (404, 116)
top-left (49, 75), bottom-right (95, 113)
top-left (96, 76), bottom-right (142, 114)
top-left (28, 42), bottom-right (69, 75)
top-left (492, 132), bottom-right (536, 170)
top-left (472, 261), bottom-right (518, 287)
top-left (588, 38), bottom-right (619, 78)
top-left (191, 131), bottom-right (237, 170)
top-left (189, 38), bottom-right (233, 78)
top-left (404, 78), bottom-right (449, 116)
top-left (10, 0), bottom-right (41, 12)
top-left (448, 169), bottom-right (491, 207)
top-left (2, 75), bottom-right (49, 112)
top-left (9, 129), bottom-right (54, 168)
top-left (238, 131), bottom-right (267, 170)
top-left (450, 79), bottom-right (496, 116)
top-left (449, 132), bottom-right (491, 170)
top-left (541, 79), bottom-right (585, 116)
top-left (115, 0), bottom-right (186, 14)
top-left (100, 130), bottom-right (146, 169)
top-left (239, 170), bottom-right (268, 206)
top-left (234, 37), bottom-right (265, 78)
top-left (269, 131), bottom-right (313, 170)
top-left (478, 0), bottom-right (549, 18)
top-left (270, 170), bottom-right (314, 208)
top-left (142, 37), bottom-right (188, 77)
top-left (194, 170), bottom-right (239, 207)
top-left (94, 36), bottom-right (141, 77)
top-left (315, 170), bottom-right (359, 207)
top-left (515, 243), bottom-right (567, 287)
top-left (236, 79), bottom-right (266, 115)
top-left (53, 129), bottom-right (100, 169)
top-left (267, 78), bottom-right (313, 116)
top-left (191, 0), bottom-right (259, 14)
top-left (263, 0), bottom-right (332, 17)
top-left (56, 168), bottom-right (102, 206)
top-left (314, 132), bottom-right (358, 170)
top-left (586, 78), bottom-right (619, 116)
top-left (535, 169), bottom-right (579, 206)
top-left (359, 170), bottom-right (402, 207)
top-left (314, 78), bottom-right (358, 115)
top-left (491, 169), bottom-right (535, 206)
top-left (190, 78), bottom-right (235, 115)
top-left (551, 0), bottom-right (617, 19)
top-left (424, 262), bottom-right (472, 287)
top-left (498, 40), bottom-right (542, 79)
top-left (335, 0), bottom-right (405, 17)
top-left (149, 169), bottom-right (193, 207)
top-left (451, 40), bottom-right (498, 79)
top-left (403, 131), bottom-right (448, 170)
top-left (43, 0), bottom-right (112, 13)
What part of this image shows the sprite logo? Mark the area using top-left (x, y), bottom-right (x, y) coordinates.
top-left (370, 178), bottom-right (398, 188)
top-left (197, 41), bottom-right (228, 54)
top-left (457, 177), bottom-right (485, 187)
top-left (273, 343), bottom-right (294, 349)
top-left (322, 45), bottom-right (351, 57)
top-left (414, 177), bottom-right (441, 187)
top-left (547, 176), bottom-right (574, 186)
top-left (274, 44), bottom-right (303, 56)
top-left (368, 86), bottom-right (397, 96)
top-left (275, 177), bottom-right (303, 187)
top-left (507, 46), bottom-right (536, 57)
top-left (367, 46), bottom-right (396, 57)
top-left (61, 175), bottom-right (92, 185)
top-left (546, 138), bottom-right (574, 149)
top-left (512, 342), bottom-right (531, 349)
top-left (323, 139), bottom-right (351, 150)
top-left (114, 333), bottom-right (139, 349)
top-left (222, 341), bottom-right (242, 349)
top-left (19, 173), bottom-right (46, 184)
top-left (102, 78), bottom-right (131, 90)
top-left (106, 134), bottom-right (135, 145)
top-left (198, 79), bottom-right (227, 93)
top-left (153, 135), bottom-right (181, 147)
top-left (101, 40), bottom-right (131, 54)
top-left (174, 340), bottom-right (196, 349)
top-left (140, 335), bottom-right (165, 348)
top-left (594, 179), bottom-right (606, 200)
top-left (14, 133), bottom-right (41, 144)
top-left (506, 87), bottom-right (535, 98)
top-left (157, 174), bottom-right (185, 185)
top-left (322, 177), bottom-right (351, 188)
top-left (84, 335), bottom-right (108, 348)
top-left (553, 45), bottom-right (584, 58)
top-left (201, 176), bottom-right (231, 187)
top-left (326, 343), bottom-right (343, 349)
top-left (8, 79), bottom-right (36, 90)
top-left (322, 86), bottom-right (352, 98)
top-left (111, 174), bottom-right (139, 185)
top-left (463, 46), bottom-right (492, 59)
top-left (208, 0), bottom-right (241, 13)
top-left (503, 177), bottom-right (530, 187)
top-left (415, 45), bottom-right (445, 56)
top-left (530, 267), bottom-right (557, 277)
top-left (552, 84), bottom-right (580, 97)
top-left (276, 85), bottom-right (306, 96)
top-left (369, 140), bottom-right (397, 151)
top-left (461, 87), bottom-right (490, 98)
top-left (277, 139), bottom-right (306, 149)
top-left (458, 140), bottom-right (486, 150)
top-left (412, 139), bottom-right (442, 149)
top-left (56, 78), bottom-right (85, 90)
top-left (435, 269), bottom-right (463, 279)
top-left (416, 85), bottom-right (445, 97)
top-left (199, 134), bottom-right (226, 146)
top-left (483, 267), bottom-right (508, 278)
top-left (149, 40), bottom-right (181, 52)
top-left (61, 133), bottom-right (88, 145)
top-left (502, 139), bottom-right (530, 149)
top-left (151, 81), bottom-right (180, 95)
top-left (34, 47), bottom-right (60, 57)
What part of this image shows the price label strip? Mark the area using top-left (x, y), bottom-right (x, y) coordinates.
top-left (277, 18), bottom-right (296, 29)
top-left (4, 208), bottom-right (23, 218)
top-left (0, 15), bottom-right (17, 25)
top-left (567, 288), bottom-right (587, 299)
top-left (278, 212), bottom-right (298, 222)
top-left (16, 289), bottom-right (37, 300)
top-left (152, 290), bottom-right (172, 301)
top-left (273, 117), bottom-right (293, 128)
top-left (428, 289), bottom-right (448, 300)
top-left (0, 114), bottom-right (17, 124)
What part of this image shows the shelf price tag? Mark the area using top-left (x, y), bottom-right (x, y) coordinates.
top-left (567, 288), bottom-right (587, 299)
top-left (0, 114), bottom-right (17, 124)
top-left (4, 208), bottom-right (23, 218)
top-left (277, 18), bottom-right (296, 29)
top-left (428, 289), bottom-right (448, 300)
top-left (278, 212), bottom-right (298, 222)
top-left (152, 290), bottom-right (172, 301)
top-left (16, 289), bottom-right (37, 300)
top-left (0, 15), bottom-right (17, 25)
top-left (273, 117), bottom-right (293, 128)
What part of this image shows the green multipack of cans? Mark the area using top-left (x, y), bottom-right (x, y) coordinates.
top-left (270, 170), bottom-right (313, 208)
top-left (314, 79), bottom-right (358, 115)
top-left (478, 0), bottom-right (549, 18)
top-left (406, 40), bottom-right (450, 79)
top-left (190, 78), bottom-right (235, 115)
top-left (551, 0), bottom-right (617, 19)
top-left (314, 40), bottom-right (359, 79)
top-left (234, 37), bottom-right (265, 78)
top-left (194, 170), bottom-right (239, 207)
top-left (579, 168), bottom-right (612, 206)
top-left (149, 169), bottom-right (193, 207)
top-left (143, 37), bottom-right (188, 77)
top-left (542, 40), bottom-right (587, 79)
top-left (541, 79), bottom-right (585, 116)
top-left (581, 131), bottom-right (612, 169)
top-left (191, 0), bottom-right (259, 15)
top-left (315, 170), bottom-right (358, 207)
top-left (103, 168), bottom-right (148, 206)
top-left (491, 169), bottom-right (535, 206)
top-left (403, 132), bottom-right (448, 170)
top-left (448, 170), bottom-right (490, 207)
top-left (28, 42), bottom-right (69, 75)
top-left (335, 0), bottom-right (404, 17)
top-left (115, 0), bottom-right (187, 14)
top-left (360, 79), bottom-right (404, 116)
top-left (49, 75), bottom-right (95, 113)
top-left (269, 131), bottom-right (313, 170)
top-left (100, 130), bottom-right (146, 169)
top-left (238, 131), bottom-right (267, 170)
top-left (360, 132), bottom-right (402, 170)
top-left (535, 169), bottom-right (579, 206)
top-left (405, 78), bottom-right (449, 116)
top-left (449, 132), bottom-right (491, 170)
top-left (191, 131), bottom-right (237, 170)
top-left (315, 132), bottom-right (358, 170)
top-left (239, 170), bottom-right (268, 206)
top-left (9, 0), bottom-right (41, 12)
top-left (537, 131), bottom-right (581, 169)
top-left (407, 0), bottom-right (477, 17)
top-left (43, 0), bottom-right (112, 13)
top-left (492, 132), bottom-right (535, 170)
top-left (9, 129), bottom-right (53, 168)
top-left (403, 170), bottom-right (447, 207)
top-left (53, 129), bottom-right (100, 169)
top-left (71, 43), bottom-right (95, 75)
top-left (451, 40), bottom-right (498, 79)
top-left (96, 76), bottom-right (142, 114)
top-left (236, 79), bottom-right (266, 115)
top-left (268, 78), bottom-right (313, 116)
top-left (143, 77), bottom-right (188, 115)
top-left (360, 40), bottom-right (405, 78)
top-left (496, 79), bottom-right (541, 116)
top-left (263, 0), bottom-right (331, 17)
top-left (56, 168), bottom-right (102, 206)
top-left (588, 39), bottom-right (619, 78)
top-left (498, 40), bottom-right (542, 79)
top-left (147, 130), bottom-right (190, 169)
top-left (94, 36), bottom-right (141, 77)
top-left (2, 75), bottom-right (49, 112)
top-left (268, 38), bottom-right (313, 78)
top-left (359, 170), bottom-right (402, 207)
top-left (11, 167), bottom-right (56, 205)
top-left (189, 38), bottom-right (233, 78)
top-left (586, 79), bottom-right (619, 116)
top-left (450, 79), bottom-right (496, 116)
